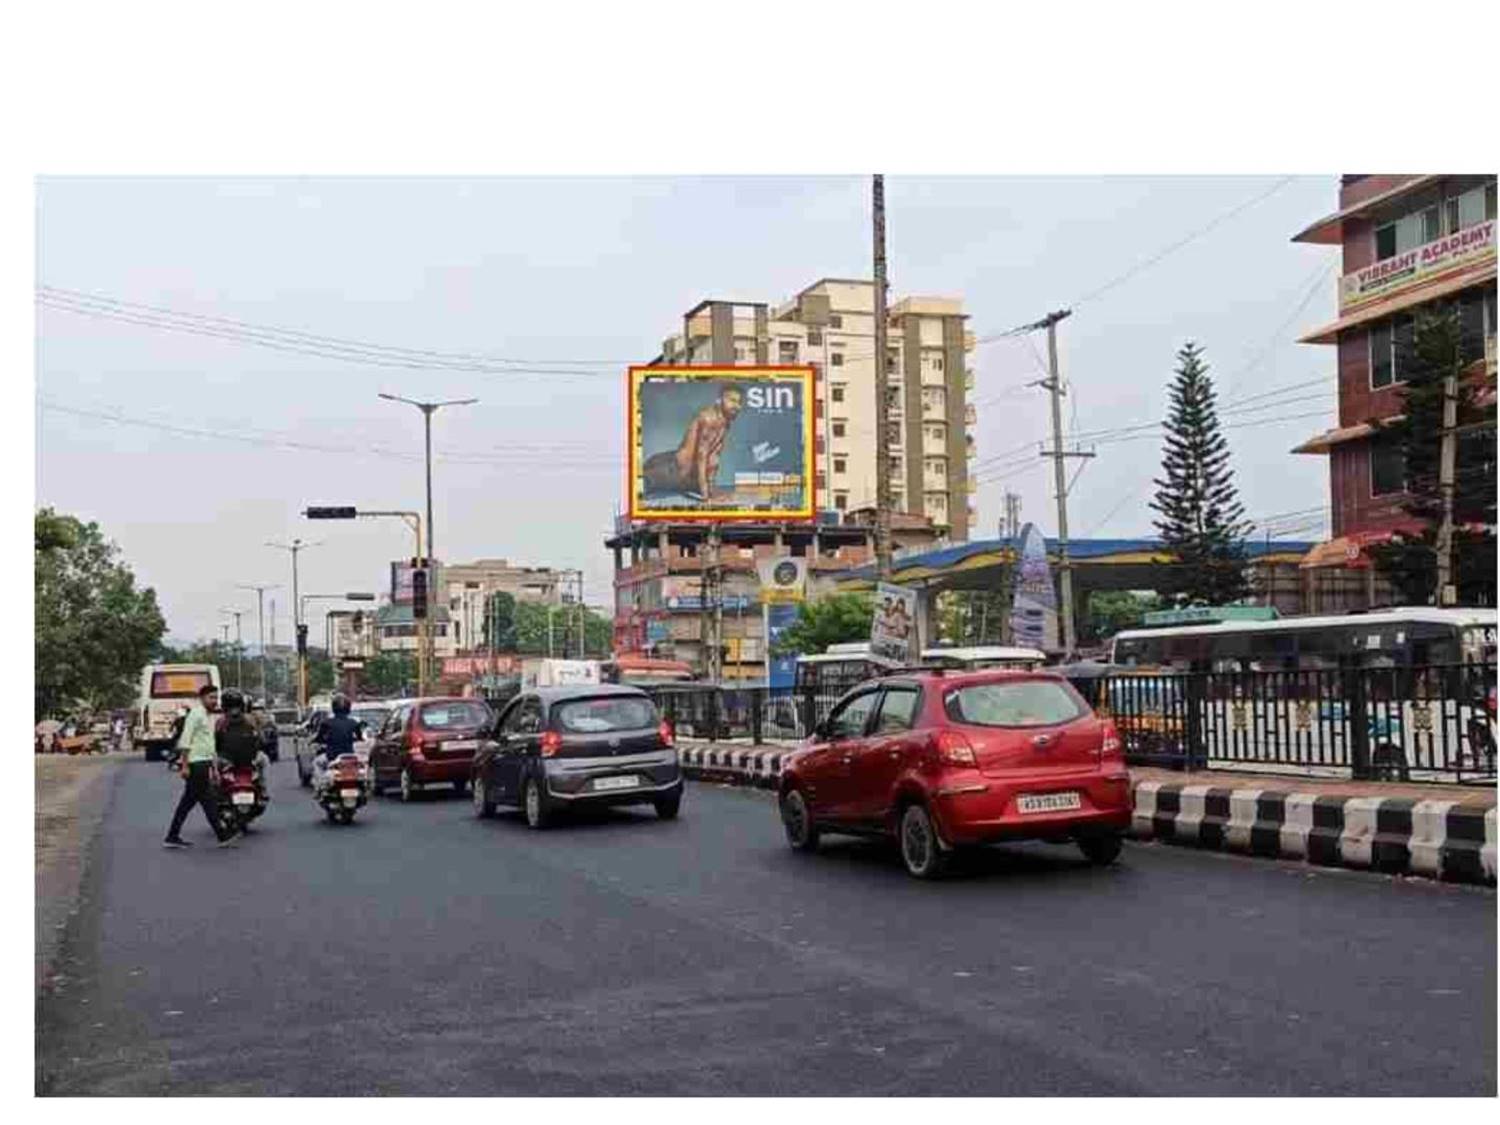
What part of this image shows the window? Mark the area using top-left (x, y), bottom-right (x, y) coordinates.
top-left (1446, 198), bottom-right (1461, 236)
top-left (826, 690), bottom-right (878, 739)
top-left (833, 456), bottom-right (847, 474)
top-left (891, 455), bottom-right (903, 474)
top-left (831, 384), bottom-right (845, 403)
top-left (1457, 184), bottom-right (1487, 229)
top-left (872, 687), bottom-right (921, 733)
top-left (553, 695), bottom-right (658, 733)
top-left (1370, 439), bottom-right (1405, 497)
top-left (504, 698), bottom-right (543, 735)
top-left (1374, 223), bottom-right (1397, 261)
top-left (1422, 206), bottom-right (1442, 243)
top-left (829, 314), bottom-right (843, 329)
top-left (734, 346), bottom-right (747, 360)
top-left (808, 328), bottom-right (823, 346)
top-left (886, 422), bottom-right (901, 446)
top-left (945, 681), bottom-right (1083, 727)
top-left (832, 421), bottom-right (846, 438)
top-left (927, 424), bottom-right (946, 445)
top-left (831, 351), bottom-right (844, 367)
top-left (778, 340), bottom-right (798, 363)
top-left (931, 354), bottom-right (945, 372)
top-left (834, 492), bottom-right (848, 511)
top-left (419, 700), bottom-right (493, 730)
top-left (1487, 182), bottom-right (1498, 221)
top-left (1370, 322), bottom-right (1393, 388)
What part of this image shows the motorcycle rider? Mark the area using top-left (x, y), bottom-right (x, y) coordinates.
top-left (215, 689), bottom-right (269, 799)
top-left (311, 693), bottom-right (361, 791)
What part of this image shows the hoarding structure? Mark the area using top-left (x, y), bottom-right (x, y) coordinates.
top-left (627, 366), bottom-right (815, 521)
top-left (1008, 523), bottom-right (1060, 652)
top-left (870, 582), bottom-right (918, 664)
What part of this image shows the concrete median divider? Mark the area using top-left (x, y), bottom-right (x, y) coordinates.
top-left (677, 740), bottom-right (1497, 886)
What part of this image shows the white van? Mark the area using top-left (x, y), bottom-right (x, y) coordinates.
top-left (134, 663), bottom-right (222, 761)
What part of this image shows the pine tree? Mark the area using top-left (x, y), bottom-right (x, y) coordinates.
top-left (1369, 306), bottom-right (1497, 606)
top-left (1149, 342), bottom-right (1252, 607)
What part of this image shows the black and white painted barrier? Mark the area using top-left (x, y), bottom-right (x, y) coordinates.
top-left (1134, 780), bottom-right (1496, 885)
top-left (677, 741), bottom-right (1497, 886)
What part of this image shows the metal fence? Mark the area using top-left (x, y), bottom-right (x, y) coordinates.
top-left (645, 662), bottom-right (1497, 784)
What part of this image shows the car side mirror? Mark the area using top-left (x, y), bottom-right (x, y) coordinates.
top-left (812, 720), bottom-right (830, 741)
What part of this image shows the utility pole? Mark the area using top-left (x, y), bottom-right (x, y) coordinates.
top-left (1435, 368), bottom-right (1460, 606)
top-left (236, 583), bottom-right (279, 703)
top-left (872, 173), bottom-right (893, 580)
top-left (1003, 492), bottom-right (1022, 539)
top-left (1026, 309), bottom-right (1093, 658)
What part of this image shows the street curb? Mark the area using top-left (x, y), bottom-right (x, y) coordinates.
top-left (677, 741), bottom-right (1498, 886)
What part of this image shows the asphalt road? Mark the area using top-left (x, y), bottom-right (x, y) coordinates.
top-left (37, 755), bottom-right (1496, 1096)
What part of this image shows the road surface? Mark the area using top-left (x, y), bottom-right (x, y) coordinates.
top-left (37, 756), bottom-right (1496, 1095)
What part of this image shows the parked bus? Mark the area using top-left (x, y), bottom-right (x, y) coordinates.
top-left (1105, 608), bottom-right (1496, 781)
top-left (919, 645), bottom-right (1047, 670)
top-left (133, 663), bottom-right (222, 761)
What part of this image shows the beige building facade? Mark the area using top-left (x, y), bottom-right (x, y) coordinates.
top-left (656, 279), bottom-right (977, 540)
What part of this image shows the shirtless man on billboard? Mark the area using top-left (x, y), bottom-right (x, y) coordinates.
top-left (641, 384), bottom-right (743, 500)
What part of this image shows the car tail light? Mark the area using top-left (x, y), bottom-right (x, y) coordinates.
top-left (658, 721), bottom-right (674, 748)
top-left (1100, 720), bottom-right (1123, 759)
top-left (405, 729), bottom-right (424, 760)
top-left (540, 730), bottom-right (562, 758)
top-left (934, 729), bottom-right (977, 767)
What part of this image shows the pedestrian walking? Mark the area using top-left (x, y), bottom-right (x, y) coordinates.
top-left (164, 684), bottom-right (237, 848)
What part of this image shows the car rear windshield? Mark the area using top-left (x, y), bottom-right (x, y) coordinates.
top-left (418, 701), bottom-right (492, 730)
top-left (273, 709), bottom-right (300, 724)
top-left (553, 695), bottom-right (658, 734)
top-left (943, 680), bottom-right (1083, 728)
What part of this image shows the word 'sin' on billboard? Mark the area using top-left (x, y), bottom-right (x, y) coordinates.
top-left (627, 366), bottom-right (814, 522)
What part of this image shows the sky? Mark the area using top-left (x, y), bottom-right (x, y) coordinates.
top-left (35, 175), bottom-right (1340, 645)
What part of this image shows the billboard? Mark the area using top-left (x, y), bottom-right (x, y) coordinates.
top-left (870, 583), bottom-right (918, 664)
top-left (390, 559), bottom-right (442, 605)
top-left (765, 602), bottom-right (801, 689)
top-left (628, 366), bottom-right (814, 521)
top-left (1008, 523), bottom-right (1059, 652)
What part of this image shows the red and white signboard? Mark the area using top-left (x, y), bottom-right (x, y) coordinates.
top-left (441, 655), bottom-right (518, 678)
top-left (1341, 221), bottom-right (1495, 311)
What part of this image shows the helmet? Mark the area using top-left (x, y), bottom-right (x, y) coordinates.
top-left (332, 693), bottom-right (351, 716)
top-left (220, 689), bottom-right (246, 713)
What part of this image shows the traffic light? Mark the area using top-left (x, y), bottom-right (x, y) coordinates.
top-left (412, 567), bottom-right (429, 620)
top-left (305, 506), bottom-right (357, 519)
top-left (351, 611), bottom-right (364, 635)
top-left (296, 623), bottom-right (309, 655)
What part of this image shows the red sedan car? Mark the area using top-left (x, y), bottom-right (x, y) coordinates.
top-left (777, 669), bottom-right (1131, 878)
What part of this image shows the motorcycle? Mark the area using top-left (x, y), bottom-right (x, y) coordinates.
top-left (314, 752), bottom-right (370, 825)
top-left (215, 760), bottom-right (268, 834)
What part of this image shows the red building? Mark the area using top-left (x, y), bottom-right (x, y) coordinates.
top-left (1292, 175), bottom-right (1496, 572)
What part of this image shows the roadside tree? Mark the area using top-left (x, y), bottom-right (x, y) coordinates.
top-left (771, 593), bottom-right (874, 656)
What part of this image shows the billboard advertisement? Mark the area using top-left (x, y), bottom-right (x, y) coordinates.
top-left (765, 602), bottom-right (801, 689)
top-left (390, 559), bottom-right (442, 605)
top-left (870, 583), bottom-right (918, 664)
top-left (1008, 523), bottom-right (1059, 652)
top-left (628, 366), bottom-right (814, 521)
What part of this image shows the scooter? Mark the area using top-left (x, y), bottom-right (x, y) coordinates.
top-left (215, 760), bottom-right (268, 834)
top-left (314, 753), bottom-right (370, 825)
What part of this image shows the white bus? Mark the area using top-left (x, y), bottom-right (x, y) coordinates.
top-left (920, 645), bottom-right (1048, 671)
top-left (134, 663), bottom-right (222, 761)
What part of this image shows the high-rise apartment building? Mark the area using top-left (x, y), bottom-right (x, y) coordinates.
top-left (656, 279), bottom-right (977, 540)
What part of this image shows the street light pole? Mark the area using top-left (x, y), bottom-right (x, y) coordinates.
top-left (219, 608), bottom-right (246, 689)
top-left (237, 583), bottom-right (280, 704)
top-left (268, 539), bottom-right (322, 710)
top-left (378, 393), bottom-right (477, 692)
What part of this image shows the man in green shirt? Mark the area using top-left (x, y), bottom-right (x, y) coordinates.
top-left (164, 684), bottom-right (237, 847)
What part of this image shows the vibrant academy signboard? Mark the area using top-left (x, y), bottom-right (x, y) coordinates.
top-left (628, 366), bottom-right (814, 521)
top-left (1341, 220), bottom-right (1495, 312)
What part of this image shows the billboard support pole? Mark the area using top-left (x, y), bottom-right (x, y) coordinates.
top-left (872, 174), bottom-right (893, 580)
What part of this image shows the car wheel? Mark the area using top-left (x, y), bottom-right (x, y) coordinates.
top-left (1077, 830), bottom-right (1124, 866)
top-left (522, 776), bottom-right (551, 830)
top-left (653, 791), bottom-right (682, 820)
top-left (899, 802), bottom-right (948, 880)
top-left (779, 788), bottom-right (819, 852)
top-left (400, 767), bottom-right (417, 803)
top-left (473, 776), bottom-right (495, 819)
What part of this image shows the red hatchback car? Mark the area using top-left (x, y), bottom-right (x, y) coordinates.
top-left (369, 697), bottom-right (495, 802)
top-left (778, 669), bottom-right (1131, 878)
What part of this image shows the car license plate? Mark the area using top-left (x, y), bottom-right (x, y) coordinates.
top-left (1017, 791), bottom-right (1082, 814)
top-left (232, 792), bottom-right (255, 806)
top-left (592, 775), bottom-right (640, 792)
top-left (444, 739), bottom-right (479, 752)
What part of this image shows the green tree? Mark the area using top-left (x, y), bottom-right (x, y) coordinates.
top-left (1084, 590), bottom-right (1161, 644)
top-left (363, 652), bottom-right (416, 696)
top-left (481, 591), bottom-right (517, 650)
top-left (1150, 343), bottom-right (1252, 607)
top-left (771, 593), bottom-right (874, 656)
top-left (1369, 307), bottom-right (1497, 606)
top-left (35, 508), bottom-right (168, 719)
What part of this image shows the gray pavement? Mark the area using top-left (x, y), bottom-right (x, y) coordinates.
top-left (36, 756), bottom-right (1496, 1096)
